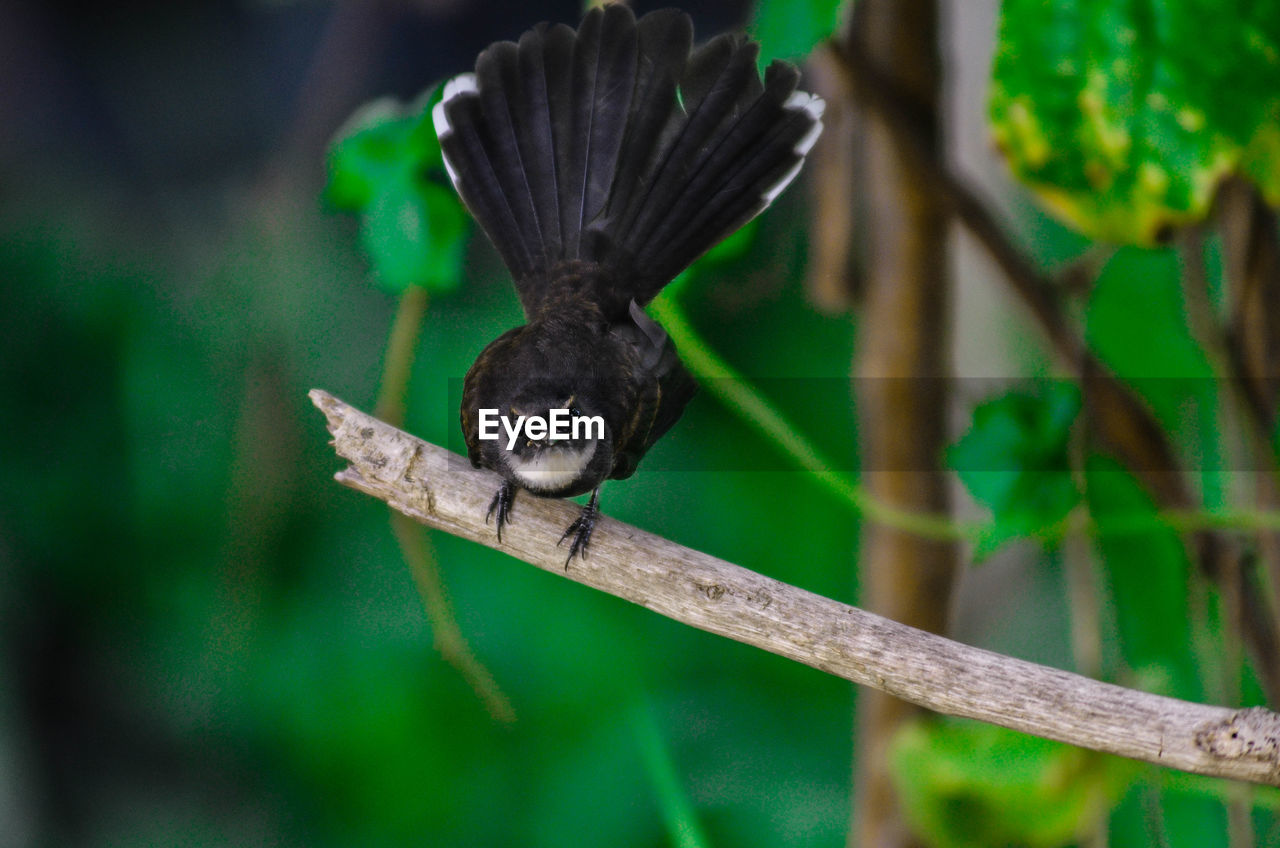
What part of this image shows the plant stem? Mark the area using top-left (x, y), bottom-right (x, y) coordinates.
top-left (390, 510), bottom-right (515, 722)
top-left (649, 292), bottom-right (1280, 547)
top-left (632, 700), bottom-right (711, 848)
top-left (375, 285), bottom-right (429, 423)
top-left (378, 285), bottom-right (514, 722)
top-left (648, 292), bottom-right (976, 543)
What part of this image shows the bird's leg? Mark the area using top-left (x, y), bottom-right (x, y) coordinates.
top-left (558, 487), bottom-right (600, 566)
top-left (486, 481), bottom-right (517, 542)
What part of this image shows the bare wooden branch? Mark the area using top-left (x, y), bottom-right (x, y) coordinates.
top-left (310, 388), bottom-right (1280, 786)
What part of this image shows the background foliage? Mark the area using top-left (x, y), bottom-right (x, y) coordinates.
top-left (2, 0), bottom-right (1278, 846)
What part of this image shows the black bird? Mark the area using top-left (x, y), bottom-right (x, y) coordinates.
top-left (433, 5), bottom-right (823, 561)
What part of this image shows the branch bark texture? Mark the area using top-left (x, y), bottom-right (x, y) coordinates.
top-left (311, 388), bottom-right (1280, 787)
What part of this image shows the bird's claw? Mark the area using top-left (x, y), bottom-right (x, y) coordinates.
top-left (487, 482), bottom-right (516, 542)
top-left (557, 489), bottom-right (600, 567)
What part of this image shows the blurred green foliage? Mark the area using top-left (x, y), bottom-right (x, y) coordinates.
top-left (748, 0), bottom-right (844, 63)
top-left (891, 719), bottom-right (1136, 848)
top-left (957, 1), bottom-right (1280, 842)
top-left (325, 88), bottom-right (468, 293)
top-left (1, 172), bottom-right (857, 847)
top-left (949, 383), bottom-right (1081, 559)
top-left (991, 0), bottom-right (1280, 244)
top-left (1086, 246), bottom-right (1219, 465)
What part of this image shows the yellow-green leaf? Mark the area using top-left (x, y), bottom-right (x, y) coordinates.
top-left (990, 0), bottom-right (1280, 245)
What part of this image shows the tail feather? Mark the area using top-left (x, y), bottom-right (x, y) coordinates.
top-left (635, 56), bottom-right (799, 279)
top-left (564, 5), bottom-right (636, 256)
top-left (434, 6), bottom-right (824, 315)
top-left (542, 23), bottom-right (578, 261)
top-left (657, 87), bottom-right (826, 279)
top-left (434, 75), bottom-right (538, 279)
top-left (510, 28), bottom-right (563, 262)
top-left (602, 11), bottom-right (692, 231)
top-left (617, 34), bottom-right (761, 260)
top-left (475, 41), bottom-right (546, 270)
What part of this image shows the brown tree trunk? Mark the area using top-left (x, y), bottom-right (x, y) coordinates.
top-left (1223, 182), bottom-right (1280, 658)
top-left (848, 1), bottom-right (955, 846)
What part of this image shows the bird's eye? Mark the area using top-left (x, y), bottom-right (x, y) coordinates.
top-left (568, 404), bottom-right (582, 418)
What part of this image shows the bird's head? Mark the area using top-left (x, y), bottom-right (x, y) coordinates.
top-left (488, 384), bottom-right (612, 497)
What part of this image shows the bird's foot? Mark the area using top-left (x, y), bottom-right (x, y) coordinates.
top-left (558, 488), bottom-right (600, 567)
top-left (487, 482), bottom-right (516, 542)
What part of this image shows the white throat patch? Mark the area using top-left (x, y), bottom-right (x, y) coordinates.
top-left (506, 442), bottom-right (597, 493)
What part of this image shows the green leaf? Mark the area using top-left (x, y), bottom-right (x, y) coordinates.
top-left (1085, 246), bottom-right (1221, 485)
top-left (1082, 248), bottom-right (1214, 701)
top-left (749, 0), bottom-right (844, 62)
top-left (949, 383), bottom-right (1082, 558)
top-left (990, 0), bottom-right (1280, 245)
top-left (326, 88), bottom-right (467, 293)
top-left (890, 719), bottom-right (1136, 848)
top-left (357, 181), bottom-right (467, 293)
top-left (326, 94), bottom-right (443, 211)
top-left (1085, 454), bottom-right (1202, 700)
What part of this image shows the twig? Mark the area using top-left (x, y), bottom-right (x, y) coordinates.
top-left (390, 511), bottom-right (515, 722)
top-left (310, 388), bottom-right (1280, 786)
top-left (655, 292), bottom-right (1280, 545)
top-left (374, 286), bottom-right (429, 425)
top-left (822, 38), bottom-right (1076, 361)
top-left (1178, 230), bottom-right (1265, 713)
top-left (1222, 180), bottom-right (1280, 435)
top-left (1220, 183), bottom-right (1280, 693)
top-left (647, 293), bottom-right (975, 542)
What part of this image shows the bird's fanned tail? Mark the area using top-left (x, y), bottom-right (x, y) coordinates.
top-left (433, 5), bottom-right (824, 316)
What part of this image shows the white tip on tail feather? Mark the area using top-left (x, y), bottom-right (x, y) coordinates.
top-left (433, 73), bottom-right (478, 191)
top-left (441, 155), bottom-right (461, 191)
top-left (784, 90), bottom-right (826, 121)
top-left (430, 101), bottom-right (452, 139)
top-left (793, 118), bottom-right (824, 157)
top-left (786, 91), bottom-right (825, 156)
top-left (760, 158), bottom-right (806, 206)
top-left (442, 73), bottom-right (479, 103)
top-left (432, 73), bottom-right (478, 139)
top-left (755, 91), bottom-right (825, 207)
